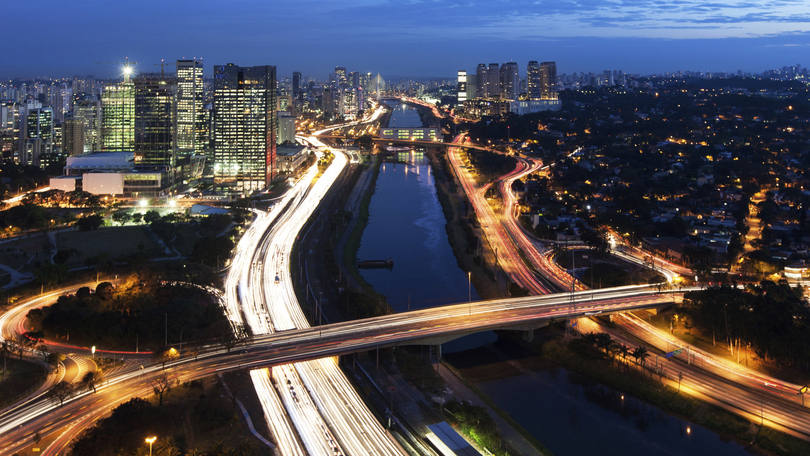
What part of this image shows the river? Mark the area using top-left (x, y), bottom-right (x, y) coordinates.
top-left (357, 103), bottom-right (750, 455)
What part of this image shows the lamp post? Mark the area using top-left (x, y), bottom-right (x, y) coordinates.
top-left (145, 436), bottom-right (156, 456)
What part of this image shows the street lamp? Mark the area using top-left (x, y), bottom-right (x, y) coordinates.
top-left (91, 345), bottom-right (96, 360)
top-left (145, 436), bottom-right (156, 456)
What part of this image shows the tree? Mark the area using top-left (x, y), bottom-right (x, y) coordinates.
top-left (220, 323), bottom-right (250, 353)
top-left (151, 373), bottom-right (174, 406)
top-left (48, 382), bottom-right (73, 406)
top-left (111, 210), bottom-right (131, 226)
top-left (143, 210), bottom-right (161, 225)
top-left (631, 346), bottom-right (649, 369)
top-left (593, 333), bottom-right (613, 356)
top-left (76, 214), bottom-right (103, 231)
top-left (131, 212), bottom-right (143, 224)
top-left (81, 371), bottom-right (103, 393)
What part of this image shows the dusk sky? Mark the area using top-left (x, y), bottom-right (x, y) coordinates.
top-left (3, 0), bottom-right (810, 79)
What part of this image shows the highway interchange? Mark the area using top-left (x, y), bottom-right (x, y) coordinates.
top-left (1, 98), bottom-right (810, 454)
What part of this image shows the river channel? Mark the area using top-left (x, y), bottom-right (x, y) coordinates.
top-left (356, 103), bottom-right (751, 455)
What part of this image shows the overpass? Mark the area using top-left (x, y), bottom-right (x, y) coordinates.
top-left (0, 284), bottom-right (683, 455)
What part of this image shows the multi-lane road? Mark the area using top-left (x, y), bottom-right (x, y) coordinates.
top-left (445, 125), bottom-right (810, 442)
top-left (0, 280), bottom-right (681, 455)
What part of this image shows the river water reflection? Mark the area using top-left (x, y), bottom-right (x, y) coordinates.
top-left (358, 104), bottom-right (748, 455)
top-left (358, 151), bottom-right (481, 312)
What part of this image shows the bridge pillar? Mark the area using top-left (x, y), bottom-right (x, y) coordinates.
top-left (433, 344), bottom-right (442, 364)
top-left (522, 329), bottom-right (534, 343)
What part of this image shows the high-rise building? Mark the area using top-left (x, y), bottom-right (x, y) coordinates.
top-left (487, 63), bottom-right (500, 98)
top-left (176, 59), bottom-right (205, 159)
top-left (101, 78), bottom-right (135, 152)
top-left (23, 107), bottom-right (53, 166)
top-left (133, 73), bottom-right (176, 174)
top-left (527, 61), bottom-right (542, 99)
top-left (540, 61), bottom-right (558, 99)
top-left (475, 64), bottom-right (487, 98)
top-left (334, 66), bottom-right (347, 88)
top-left (500, 62), bottom-right (519, 100)
top-left (212, 64), bottom-right (277, 193)
top-left (457, 70), bottom-right (468, 106)
top-left (62, 117), bottom-right (84, 156)
top-left (73, 99), bottom-right (101, 152)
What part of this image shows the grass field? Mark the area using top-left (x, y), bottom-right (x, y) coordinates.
top-left (56, 226), bottom-right (163, 267)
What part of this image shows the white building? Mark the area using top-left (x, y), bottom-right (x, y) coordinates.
top-left (277, 111), bottom-right (295, 145)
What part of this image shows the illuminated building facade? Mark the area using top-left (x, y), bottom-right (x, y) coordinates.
top-left (102, 80), bottom-right (135, 152)
top-left (176, 59), bottom-right (205, 159)
top-left (212, 63), bottom-right (277, 193)
top-left (499, 62), bottom-right (519, 100)
top-left (457, 70), bottom-right (467, 106)
top-left (540, 61), bottom-right (558, 99)
top-left (527, 60), bottom-right (542, 99)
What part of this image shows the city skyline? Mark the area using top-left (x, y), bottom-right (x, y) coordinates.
top-left (2, 0), bottom-right (809, 79)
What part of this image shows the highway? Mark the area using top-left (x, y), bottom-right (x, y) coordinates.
top-left (445, 126), bottom-right (810, 442)
top-left (4, 96), bottom-right (805, 453)
top-left (0, 281), bottom-right (681, 454)
top-left (222, 102), bottom-right (404, 456)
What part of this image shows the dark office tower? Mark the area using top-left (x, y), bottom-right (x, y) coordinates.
top-left (500, 62), bottom-right (519, 100)
top-left (292, 72), bottom-right (302, 98)
top-left (527, 60), bottom-right (542, 99)
top-left (487, 63), bottom-right (500, 98)
top-left (133, 73), bottom-right (176, 179)
top-left (540, 61), bottom-right (558, 99)
top-left (73, 99), bottom-right (101, 152)
top-left (62, 117), bottom-right (84, 156)
top-left (476, 64), bottom-right (488, 98)
top-left (212, 64), bottom-right (277, 194)
top-left (176, 59), bottom-right (205, 160)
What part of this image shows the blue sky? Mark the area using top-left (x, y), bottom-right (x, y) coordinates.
top-left (2, 0), bottom-right (809, 78)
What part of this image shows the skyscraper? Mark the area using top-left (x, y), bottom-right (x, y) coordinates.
top-left (133, 73), bottom-right (175, 173)
top-left (334, 66), bottom-right (347, 88)
top-left (176, 59), bottom-right (205, 159)
top-left (540, 61), bottom-right (558, 99)
top-left (500, 62), bottom-right (519, 100)
top-left (73, 98), bottom-right (101, 152)
top-left (212, 64), bottom-right (277, 193)
top-left (62, 117), bottom-right (84, 156)
top-left (292, 72), bottom-right (302, 97)
top-left (487, 63), bottom-right (500, 98)
top-left (457, 70), bottom-right (468, 106)
top-left (476, 64), bottom-right (487, 98)
top-left (23, 107), bottom-right (53, 165)
top-left (527, 61), bottom-right (542, 100)
top-left (101, 77), bottom-right (135, 152)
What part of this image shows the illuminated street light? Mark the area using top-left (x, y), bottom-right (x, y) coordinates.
top-left (91, 345), bottom-right (96, 360)
top-left (138, 199), bottom-right (149, 208)
top-left (168, 199), bottom-right (177, 208)
top-left (145, 436), bottom-right (156, 456)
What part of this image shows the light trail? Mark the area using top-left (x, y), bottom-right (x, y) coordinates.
top-left (223, 102), bottom-right (403, 456)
